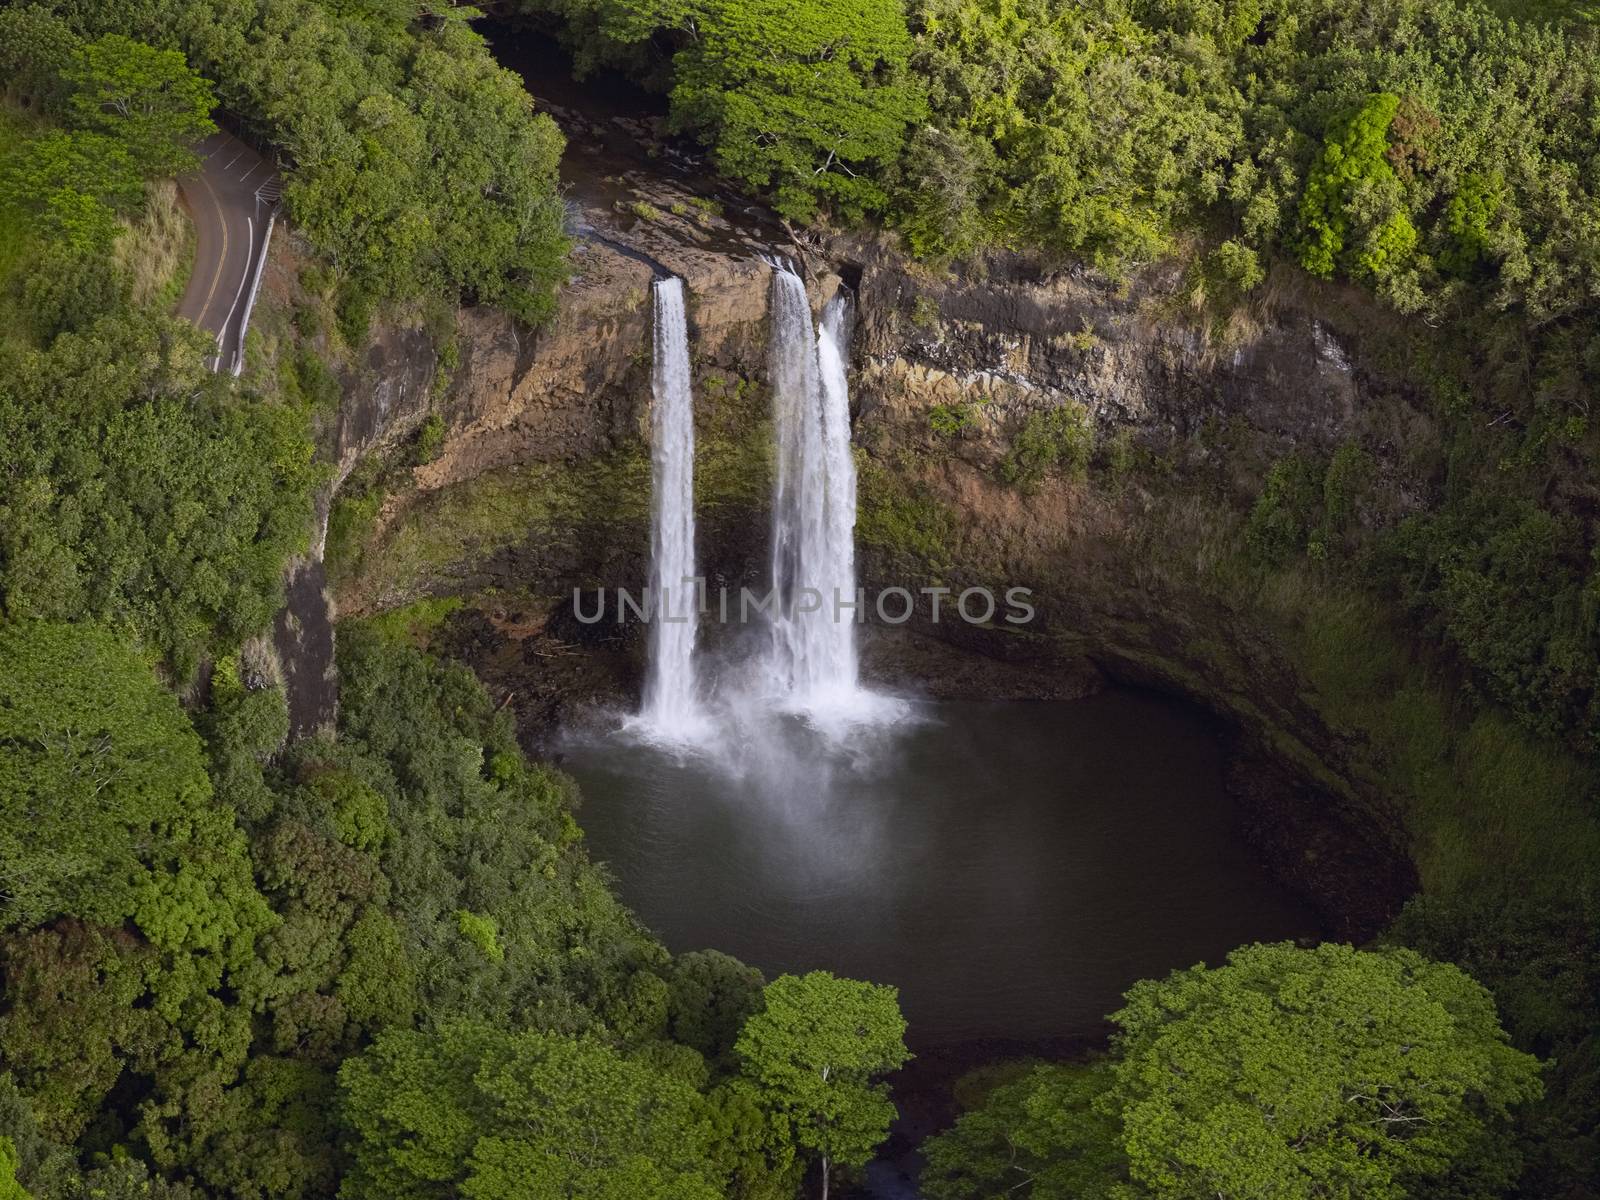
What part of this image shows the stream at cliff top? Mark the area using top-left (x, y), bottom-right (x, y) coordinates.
top-left (562, 688), bottom-right (1321, 1048)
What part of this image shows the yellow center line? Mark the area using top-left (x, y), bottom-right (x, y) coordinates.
top-left (193, 167), bottom-right (230, 328)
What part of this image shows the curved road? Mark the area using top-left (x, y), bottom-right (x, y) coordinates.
top-left (177, 128), bottom-right (281, 376)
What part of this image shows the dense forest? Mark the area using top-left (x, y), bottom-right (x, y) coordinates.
top-left (1, 0), bottom-right (1598, 1198)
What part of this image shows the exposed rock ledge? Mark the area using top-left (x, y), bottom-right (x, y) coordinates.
top-left (269, 179), bottom-right (1430, 938)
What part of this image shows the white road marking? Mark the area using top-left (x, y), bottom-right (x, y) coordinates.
top-left (184, 132), bottom-right (281, 376)
top-left (217, 215), bottom-right (254, 361)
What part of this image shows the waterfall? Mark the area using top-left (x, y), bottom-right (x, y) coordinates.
top-left (637, 276), bottom-right (702, 738)
top-left (625, 262), bottom-right (904, 760)
top-left (814, 293), bottom-right (862, 692)
top-left (763, 264), bottom-right (863, 709)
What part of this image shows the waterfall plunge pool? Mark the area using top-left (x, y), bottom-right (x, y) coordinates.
top-left (561, 687), bottom-right (1321, 1049)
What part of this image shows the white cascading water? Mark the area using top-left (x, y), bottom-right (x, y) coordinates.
top-left (626, 261), bottom-right (904, 764)
top-left (816, 295), bottom-right (861, 695)
top-left (761, 263), bottom-right (879, 721)
top-left (636, 276), bottom-right (703, 739)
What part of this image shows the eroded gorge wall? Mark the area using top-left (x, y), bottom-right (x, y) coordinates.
top-left (277, 202), bottom-right (1432, 934)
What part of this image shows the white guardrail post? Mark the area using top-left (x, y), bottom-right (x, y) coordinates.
top-left (232, 202), bottom-right (278, 377)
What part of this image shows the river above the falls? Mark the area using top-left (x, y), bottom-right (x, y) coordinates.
top-left (561, 688), bottom-right (1320, 1048)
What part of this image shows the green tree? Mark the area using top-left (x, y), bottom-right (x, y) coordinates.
top-left (667, 949), bottom-right (766, 1066)
top-left (0, 922), bottom-right (172, 1143)
top-left (0, 1077), bottom-right (75, 1197)
top-left (0, 7), bottom-right (81, 114)
top-left (1295, 93), bottom-right (1417, 285)
top-left (1438, 172), bottom-right (1503, 277)
top-left (169, 1), bottom-right (569, 324)
top-left (340, 1022), bottom-right (722, 1200)
top-left (0, 312), bottom-right (318, 676)
top-left (64, 34), bottom-right (216, 176)
top-left (898, 0), bottom-right (1240, 263)
top-left (667, 0), bottom-right (925, 221)
top-left (18, 240), bottom-right (127, 341)
top-left (1107, 942), bottom-right (1545, 1199)
top-left (0, 1138), bottom-right (28, 1200)
top-left (0, 129), bottom-right (143, 250)
top-left (0, 620), bottom-right (215, 929)
top-left (922, 1061), bottom-right (1126, 1199)
top-left (924, 944), bottom-right (1545, 1199)
top-left (735, 971), bottom-right (910, 1200)
top-left (328, 626), bottom-right (666, 1034)
top-left (998, 404), bottom-right (1095, 490)
top-left (703, 1077), bottom-right (804, 1200)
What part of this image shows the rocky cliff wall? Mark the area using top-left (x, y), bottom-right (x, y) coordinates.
top-left (292, 198), bottom-right (1433, 933)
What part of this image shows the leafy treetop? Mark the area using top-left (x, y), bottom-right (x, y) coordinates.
top-left (735, 971), bottom-right (910, 1199)
top-left (64, 34), bottom-right (216, 176)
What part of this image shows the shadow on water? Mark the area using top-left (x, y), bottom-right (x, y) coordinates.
top-left (561, 688), bottom-right (1324, 1194)
top-left (564, 688), bottom-right (1320, 1046)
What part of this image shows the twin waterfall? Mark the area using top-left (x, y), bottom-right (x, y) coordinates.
top-left (634, 262), bottom-right (881, 747)
top-left (763, 268), bottom-right (861, 707)
top-left (638, 277), bottom-right (702, 738)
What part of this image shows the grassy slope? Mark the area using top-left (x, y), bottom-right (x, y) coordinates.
top-left (115, 178), bottom-right (197, 312)
top-left (1274, 574), bottom-right (1598, 898)
top-left (1074, 451), bottom-right (1600, 905)
top-left (0, 101), bottom-right (198, 347)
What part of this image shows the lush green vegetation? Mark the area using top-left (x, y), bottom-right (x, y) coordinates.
top-left (521, 0), bottom-right (1599, 325)
top-left (518, 0), bottom-right (925, 220)
top-left (1, 615), bottom-right (912, 1198)
top-left (666, 0), bottom-right (925, 221)
top-left (0, 13), bottom-right (908, 1199)
top-left (924, 943), bottom-right (1544, 1199)
top-left (0, 12), bottom-right (214, 341)
top-left (0, 15), bottom-right (317, 674)
top-left (0, 313), bottom-right (317, 676)
top-left (735, 973), bottom-right (910, 1199)
top-left (3, 1), bottom-right (1598, 1198)
top-left (0, 36), bottom-right (910, 1185)
top-left (14, 0), bottom-right (569, 326)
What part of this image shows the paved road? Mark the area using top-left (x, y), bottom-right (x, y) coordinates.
top-left (177, 128), bottom-right (281, 376)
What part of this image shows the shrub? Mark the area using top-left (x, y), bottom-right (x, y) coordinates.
top-left (928, 401), bottom-right (977, 437)
top-left (998, 403), bottom-right (1094, 489)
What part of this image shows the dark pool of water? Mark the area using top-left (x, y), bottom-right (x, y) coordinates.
top-left (562, 690), bottom-right (1321, 1048)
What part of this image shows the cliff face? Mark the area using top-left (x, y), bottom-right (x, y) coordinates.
top-left (839, 240), bottom-right (1436, 933)
top-left (339, 221), bottom-right (1432, 606)
top-left (333, 225), bottom-right (802, 615)
top-left (846, 238), bottom-right (1429, 734)
top-left (302, 199), bottom-right (1432, 933)
top-left (414, 241), bottom-right (780, 494)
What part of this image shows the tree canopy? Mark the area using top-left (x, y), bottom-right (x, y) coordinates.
top-left (64, 34), bottom-right (216, 175)
top-left (1, 3), bottom-right (1596, 1200)
top-left (736, 971), bottom-right (911, 1198)
top-left (922, 1061), bottom-right (1124, 1200)
top-left (924, 943), bottom-right (1545, 1200)
top-left (0, 621), bottom-right (263, 946)
top-left (0, 312), bottom-right (317, 677)
top-left (899, 0), bottom-right (1239, 263)
top-left (340, 1023), bottom-right (723, 1200)
top-left (15, 2), bottom-right (570, 326)
top-left (667, 0), bottom-right (925, 220)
